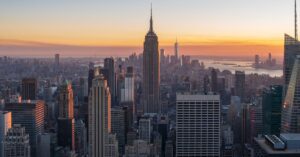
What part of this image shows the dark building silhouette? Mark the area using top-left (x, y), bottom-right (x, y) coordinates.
top-left (88, 62), bottom-right (95, 95)
top-left (54, 54), bottom-right (60, 72)
top-left (111, 107), bottom-right (126, 155)
top-left (55, 54), bottom-right (59, 65)
top-left (85, 62), bottom-right (95, 143)
top-left (143, 7), bottom-right (160, 113)
top-left (203, 74), bottom-right (210, 94)
top-left (121, 102), bottom-right (134, 131)
top-left (116, 65), bottom-right (125, 105)
top-left (21, 78), bottom-right (37, 100)
top-left (234, 71), bottom-right (245, 102)
top-left (57, 83), bottom-right (75, 150)
top-left (158, 115), bottom-right (168, 157)
top-left (104, 57), bottom-right (116, 106)
top-left (211, 69), bottom-right (218, 93)
top-left (57, 118), bottom-right (75, 150)
top-left (262, 85), bottom-right (282, 135)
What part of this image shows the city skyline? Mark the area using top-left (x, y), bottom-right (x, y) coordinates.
top-left (1, 1), bottom-right (298, 156)
top-left (0, 0), bottom-right (296, 58)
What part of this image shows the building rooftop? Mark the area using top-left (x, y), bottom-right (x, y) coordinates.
top-left (265, 135), bottom-right (285, 149)
top-left (281, 133), bottom-right (300, 141)
top-left (176, 94), bottom-right (220, 101)
top-left (255, 137), bottom-right (300, 154)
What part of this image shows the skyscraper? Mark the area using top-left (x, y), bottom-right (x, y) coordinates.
top-left (2, 124), bottom-right (31, 157)
top-left (160, 48), bottom-right (165, 65)
top-left (104, 57), bottom-right (116, 106)
top-left (211, 68), bottom-right (218, 93)
top-left (5, 101), bottom-right (45, 157)
top-left (57, 118), bottom-right (76, 150)
top-left (262, 85), bottom-right (283, 135)
top-left (174, 38), bottom-right (179, 59)
top-left (121, 67), bottom-right (135, 126)
top-left (75, 120), bottom-right (88, 156)
top-left (234, 71), bottom-right (245, 102)
top-left (203, 74), bottom-right (210, 94)
top-left (57, 82), bottom-right (75, 150)
top-left (116, 65), bottom-right (125, 105)
top-left (284, 0), bottom-right (300, 96)
top-left (248, 101), bottom-right (263, 145)
top-left (58, 82), bottom-right (74, 119)
top-left (120, 103), bottom-right (134, 135)
top-left (122, 66), bottom-right (135, 103)
top-left (284, 34), bottom-right (300, 95)
top-left (111, 107), bottom-right (126, 155)
top-left (176, 94), bottom-right (221, 157)
top-left (0, 111), bottom-right (12, 157)
top-left (88, 62), bottom-right (95, 95)
top-left (53, 53), bottom-right (59, 73)
top-left (282, 56), bottom-right (300, 133)
top-left (21, 78), bottom-right (37, 100)
top-left (158, 115), bottom-right (168, 156)
top-left (88, 69), bottom-right (111, 157)
top-left (55, 53), bottom-right (59, 65)
top-left (86, 62), bottom-right (95, 145)
top-left (143, 6), bottom-right (160, 113)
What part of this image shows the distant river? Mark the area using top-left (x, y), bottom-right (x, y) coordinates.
top-left (199, 59), bottom-right (283, 77)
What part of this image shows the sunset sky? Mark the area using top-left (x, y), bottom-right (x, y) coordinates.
top-left (0, 0), bottom-right (296, 58)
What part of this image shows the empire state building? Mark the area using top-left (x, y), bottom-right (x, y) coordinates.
top-left (143, 7), bottom-right (160, 113)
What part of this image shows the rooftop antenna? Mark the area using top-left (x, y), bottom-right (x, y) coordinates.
top-left (295, 0), bottom-right (298, 40)
top-left (149, 3), bottom-right (153, 32)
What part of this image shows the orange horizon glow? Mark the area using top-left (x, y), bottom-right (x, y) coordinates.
top-left (0, 34), bottom-right (283, 47)
top-left (0, 37), bottom-right (284, 59)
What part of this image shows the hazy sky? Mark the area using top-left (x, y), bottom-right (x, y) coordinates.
top-left (0, 0), bottom-right (296, 57)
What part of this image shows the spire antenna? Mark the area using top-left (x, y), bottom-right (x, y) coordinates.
top-left (296, 0), bottom-right (298, 40)
top-left (149, 3), bottom-right (153, 32)
top-left (151, 3), bottom-right (152, 17)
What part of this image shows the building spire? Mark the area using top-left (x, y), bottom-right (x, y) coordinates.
top-left (149, 3), bottom-right (153, 32)
top-left (296, 0), bottom-right (298, 40)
